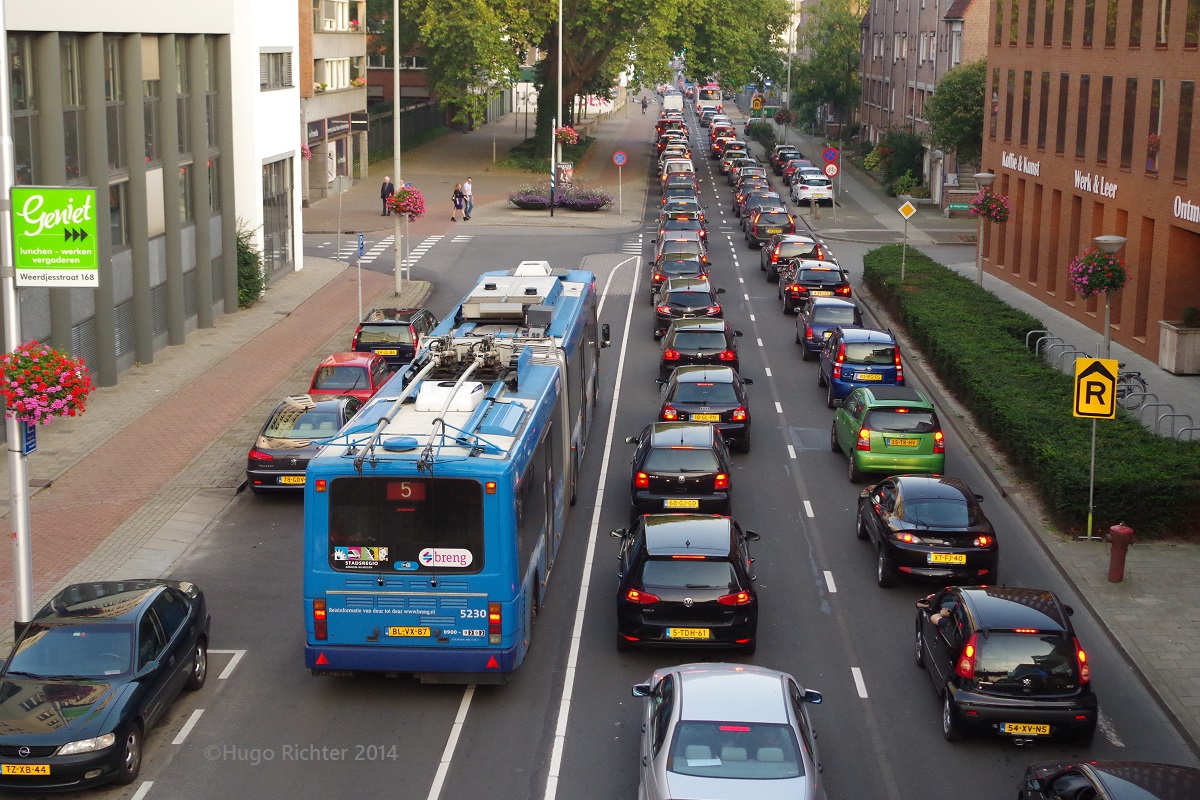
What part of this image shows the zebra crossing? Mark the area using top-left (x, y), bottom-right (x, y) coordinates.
top-left (621, 234), bottom-right (644, 254)
top-left (450, 235), bottom-right (474, 243)
top-left (321, 231), bottom-right (469, 267)
top-left (399, 234), bottom-right (443, 267)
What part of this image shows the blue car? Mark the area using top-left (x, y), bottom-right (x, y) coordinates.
top-left (817, 327), bottom-right (904, 408)
top-left (797, 298), bottom-right (862, 359)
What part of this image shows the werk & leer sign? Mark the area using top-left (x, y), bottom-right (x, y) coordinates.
top-left (11, 187), bottom-right (99, 287)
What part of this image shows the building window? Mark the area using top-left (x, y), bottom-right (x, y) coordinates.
top-left (1187, 0), bottom-right (1200, 45)
top-left (176, 38), bottom-right (190, 155)
top-left (105, 36), bottom-right (124, 173)
top-left (1148, 77), bottom-right (1163, 171)
top-left (990, 68), bottom-right (1001, 138)
top-left (262, 158), bottom-right (294, 274)
top-left (61, 35), bottom-right (87, 184)
top-left (1027, 0), bottom-right (1038, 42)
top-left (1045, 0), bottom-right (1056, 43)
top-left (259, 51), bottom-right (293, 91)
top-left (1076, 75), bottom-right (1090, 158)
top-left (1083, 0), bottom-right (1096, 44)
top-left (206, 37), bottom-right (218, 149)
top-left (208, 156), bottom-right (220, 211)
top-left (1038, 71), bottom-right (1050, 148)
top-left (1120, 77), bottom-right (1137, 168)
top-left (315, 0), bottom-right (350, 31)
top-left (179, 164), bottom-right (193, 222)
top-left (1011, 0), bottom-right (1021, 43)
top-left (1063, 0), bottom-right (1075, 42)
top-left (996, 0), bottom-right (1006, 44)
top-left (318, 57), bottom-right (351, 90)
top-left (9, 34), bottom-right (39, 186)
top-left (1004, 69), bottom-right (1016, 141)
top-left (1157, 0), bottom-right (1170, 44)
top-left (1097, 76), bottom-right (1113, 163)
top-left (1105, 0), bottom-right (1119, 43)
top-left (144, 80), bottom-right (160, 164)
top-left (1131, 0), bottom-right (1144, 44)
top-left (1056, 73), bottom-right (1070, 153)
top-left (1175, 81), bottom-right (1193, 180)
top-left (951, 30), bottom-right (962, 63)
top-left (109, 182), bottom-right (129, 248)
top-left (1020, 71), bottom-right (1033, 145)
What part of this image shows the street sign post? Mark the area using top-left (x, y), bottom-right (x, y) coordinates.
top-left (824, 163), bottom-right (838, 178)
top-left (897, 201), bottom-right (917, 281)
top-left (751, 97), bottom-right (763, 111)
top-left (1073, 357), bottom-right (1119, 540)
top-left (613, 151), bottom-right (627, 214)
top-left (11, 187), bottom-right (99, 287)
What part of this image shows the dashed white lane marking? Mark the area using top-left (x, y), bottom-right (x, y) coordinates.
top-left (824, 571), bottom-right (837, 592)
top-left (427, 687), bottom-right (476, 800)
top-left (172, 709), bottom-right (204, 745)
top-left (787, 445), bottom-right (797, 459)
top-left (210, 649), bottom-right (247, 680)
top-left (804, 501), bottom-right (814, 517)
top-left (775, 402), bottom-right (783, 413)
top-left (743, 293), bottom-right (750, 301)
top-left (1098, 711), bottom-right (1126, 747)
top-left (130, 783), bottom-right (154, 800)
top-left (750, 314), bottom-right (756, 322)
top-left (756, 338), bottom-right (763, 347)
top-left (765, 367), bottom-right (772, 377)
top-left (851, 668), bottom-right (869, 698)
top-left (738, 276), bottom-right (744, 283)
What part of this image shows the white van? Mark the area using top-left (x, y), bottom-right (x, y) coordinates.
top-left (662, 93), bottom-right (684, 112)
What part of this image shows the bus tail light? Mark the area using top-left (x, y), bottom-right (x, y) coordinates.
top-left (313, 599), bottom-right (328, 641)
top-left (488, 602), bottom-right (502, 644)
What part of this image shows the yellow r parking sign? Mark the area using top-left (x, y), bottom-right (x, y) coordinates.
top-left (1073, 358), bottom-right (1118, 418)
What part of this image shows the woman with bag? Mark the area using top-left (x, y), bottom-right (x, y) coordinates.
top-left (451, 184), bottom-right (466, 221)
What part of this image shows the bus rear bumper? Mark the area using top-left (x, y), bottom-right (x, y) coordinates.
top-left (306, 643), bottom-right (518, 683)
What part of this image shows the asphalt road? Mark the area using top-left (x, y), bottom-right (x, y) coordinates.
top-left (90, 109), bottom-right (1198, 800)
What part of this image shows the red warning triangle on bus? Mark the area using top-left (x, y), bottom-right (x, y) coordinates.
top-left (316, 653), bottom-right (329, 665)
top-left (485, 657), bottom-right (499, 669)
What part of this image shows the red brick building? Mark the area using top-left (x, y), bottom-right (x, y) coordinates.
top-left (981, 0), bottom-right (1200, 366)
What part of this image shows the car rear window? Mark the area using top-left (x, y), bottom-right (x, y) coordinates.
top-left (812, 305), bottom-right (857, 324)
top-left (901, 497), bottom-right (981, 527)
top-left (756, 213), bottom-right (792, 226)
top-left (668, 721), bottom-right (804, 780)
top-left (265, 407), bottom-right (342, 439)
top-left (842, 342), bottom-right (896, 364)
top-left (356, 324), bottom-right (414, 345)
top-left (671, 331), bottom-right (728, 350)
top-left (803, 177), bottom-right (832, 187)
top-left (796, 269), bottom-right (845, 284)
top-left (312, 366), bottom-right (370, 392)
top-left (864, 409), bottom-right (938, 433)
top-left (662, 243), bottom-right (702, 257)
top-left (639, 558), bottom-right (736, 589)
top-left (975, 632), bottom-right (1080, 693)
top-left (778, 242), bottom-right (820, 258)
top-left (672, 382), bottom-right (739, 404)
top-left (667, 291), bottom-right (713, 306)
top-left (643, 447), bottom-right (720, 472)
top-left (659, 260), bottom-right (703, 274)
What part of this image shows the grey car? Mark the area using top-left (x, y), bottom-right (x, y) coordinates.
top-left (632, 663), bottom-right (826, 800)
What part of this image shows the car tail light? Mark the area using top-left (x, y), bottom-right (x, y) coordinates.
top-left (894, 348), bottom-right (904, 382)
top-left (488, 601), bottom-right (502, 644)
top-left (249, 449), bottom-right (273, 462)
top-left (1075, 637), bottom-right (1091, 683)
top-left (706, 304), bottom-right (721, 316)
top-left (634, 471), bottom-right (650, 489)
top-left (350, 333), bottom-right (360, 349)
top-left (973, 534), bottom-right (993, 547)
top-left (805, 324), bottom-right (814, 340)
top-left (713, 473), bottom-right (730, 490)
top-left (653, 272), bottom-right (665, 282)
top-left (955, 633), bottom-right (978, 679)
top-left (313, 599), bottom-right (328, 640)
top-left (934, 431), bottom-right (945, 453)
top-left (832, 342), bottom-right (846, 379)
top-left (835, 285), bottom-right (852, 295)
top-left (718, 349), bottom-right (736, 361)
top-left (661, 404), bottom-right (679, 421)
top-left (656, 304), bottom-right (671, 314)
top-left (663, 348), bottom-right (681, 361)
top-left (732, 406), bottom-right (747, 422)
top-left (770, 249), bottom-right (779, 264)
top-left (787, 283), bottom-right (803, 294)
top-left (856, 428), bottom-right (871, 451)
top-left (893, 531), bottom-right (926, 544)
top-left (625, 588), bottom-right (660, 604)
top-left (718, 590), bottom-right (753, 605)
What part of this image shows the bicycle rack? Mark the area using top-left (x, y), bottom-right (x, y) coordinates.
top-left (1138, 401), bottom-right (1173, 427)
top-left (1176, 426), bottom-right (1200, 441)
top-left (1043, 342), bottom-right (1076, 364)
top-left (1035, 336), bottom-right (1063, 359)
top-left (1155, 412), bottom-right (1194, 438)
top-left (1056, 349), bottom-right (1091, 369)
top-left (1119, 390), bottom-right (1154, 410)
top-left (1026, 330), bottom-right (1051, 352)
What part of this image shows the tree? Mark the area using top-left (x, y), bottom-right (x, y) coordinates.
top-left (793, 0), bottom-right (865, 122)
top-left (924, 58), bottom-right (987, 172)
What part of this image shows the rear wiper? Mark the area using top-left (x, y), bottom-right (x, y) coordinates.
top-left (685, 584), bottom-right (716, 589)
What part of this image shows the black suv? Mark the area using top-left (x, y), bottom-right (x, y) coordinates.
top-left (916, 586), bottom-right (1098, 746)
top-left (351, 307), bottom-right (437, 369)
top-left (625, 422), bottom-right (734, 518)
top-left (658, 319), bottom-right (742, 378)
top-left (612, 514), bottom-right (760, 652)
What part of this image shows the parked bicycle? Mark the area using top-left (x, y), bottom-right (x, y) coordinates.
top-left (1116, 364), bottom-right (1149, 410)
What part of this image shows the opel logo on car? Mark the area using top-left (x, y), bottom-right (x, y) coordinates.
top-left (18, 746), bottom-right (29, 758)
top-left (678, 475), bottom-right (685, 484)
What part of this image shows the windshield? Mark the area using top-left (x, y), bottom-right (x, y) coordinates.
top-left (668, 721), bottom-right (804, 780)
top-left (643, 448), bottom-right (720, 472)
top-left (812, 305), bottom-right (857, 324)
top-left (975, 632), bottom-right (1079, 693)
top-left (901, 496), bottom-right (978, 527)
top-left (672, 381), bottom-right (738, 404)
top-left (312, 366), bottom-right (369, 392)
top-left (671, 331), bottom-right (728, 350)
top-left (796, 269), bottom-right (845, 284)
top-left (864, 409), bottom-right (938, 433)
top-left (356, 324), bottom-right (413, 345)
top-left (265, 406), bottom-right (343, 439)
top-left (842, 342), bottom-right (896, 364)
top-left (7, 622), bottom-right (134, 678)
top-left (698, 88), bottom-right (720, 101)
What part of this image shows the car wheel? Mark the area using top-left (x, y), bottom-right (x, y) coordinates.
top-left (848, 453), bottom-right (866, 483)
top-left (876, 547), bottom-right (896, 587)
top-left (817, 368), bottom-right (827, 387)
top-left (782, 297), bottom-right (794, 314)
top-left (114, 724), bottom-right (143, 785)
top-left (1076, 725), bottom-right (1096, 747)
top-left (801, 347), bottom-right (815, 361)
top-left (826, 382), bottom-right (838, 409)
top-left (760, 259), bottom-right (766, 271)
top-left (831, 422), bottom-right (842, 453)
top-left (915, 625), bottom-right (925, 667)
top-left (186, 637), bottom-right (208, 691)
top-left (736, 434), bottom-right (750, 454)
top-left (942, 690), bottom-right (963, 741)
top-left (856, 508), bottom-right (870, 540)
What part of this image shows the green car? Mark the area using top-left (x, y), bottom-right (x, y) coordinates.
top-left (830, 386), bottom-right (945, 483)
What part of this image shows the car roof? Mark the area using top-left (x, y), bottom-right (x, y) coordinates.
top-left (855, 385), bottom-right (928, 405)
top-left (672, 365), bottom-right (738, 383)
top-left (38, 580), bottom-right (177, 623)
top-left (809, 297), bottom-right (857, 311)
top-left (675, 664), bottom-right (791, 724)
top-left (643, 514), bottom-right (732, 555)
top-left (318, 351), bottom-right (382, 368)
top-left (648, 421), bottom-right (716, 448)
top-left (360, 307), bottom-right (425, 323)
top-left (959, 586), bottom-right (1071, 632)
top-left (838, 327), bottom-right (896, 343)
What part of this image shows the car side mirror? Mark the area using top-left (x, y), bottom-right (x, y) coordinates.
top-left (741, 378), bottom-right (754, 385)
top-left (733, 330), bottom-right (744, 337)
top-left (135, 662), bottom-right (159, 679)
top-left (655, 377), bottom-right (667, 385)
top-left (803, 689), bottom-right (823, 705)
top-left (625, 436), bottom-right (639, 444)
top-left (715, 287), bottom-right (726, 295)
top-left (601, 324), bottom-right (611, 347)
top-left (1064, 605), bottom-right (1075, 616)
top-left (632, 683), bottom-right (651, 697)
top-left (610, 528), bottom-right (628, 539)
top-left (974, 494), bottom-right (984, 502)
top-left (1026, 779), bottom-right (1044, 792)
top-left (744, 530), bottom-right (761, 542)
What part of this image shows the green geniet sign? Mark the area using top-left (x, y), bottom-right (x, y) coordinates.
top-left (11, 186), bottom-right (99, 288)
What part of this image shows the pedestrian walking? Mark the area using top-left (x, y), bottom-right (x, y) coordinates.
top-left (463, 177), bottom-right (474, 220)
top-left (380, 176), bottom-right (395, 216)
top-left (451, 183), bottom-right (466, 221)
top-left (641, 96), bottom-right (648, 114)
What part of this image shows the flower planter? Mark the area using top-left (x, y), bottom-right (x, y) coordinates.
top-left (510, 199), bottom-right (552, 210)
top-left (1157, 321), bottom-right (1200, 375)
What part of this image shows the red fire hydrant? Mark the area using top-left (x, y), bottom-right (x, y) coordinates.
top-left (1107, 523), bottom-right (1135, 583)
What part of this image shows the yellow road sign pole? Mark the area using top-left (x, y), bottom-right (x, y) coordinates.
top-left (1084, 418), bottom-right (1099, 540)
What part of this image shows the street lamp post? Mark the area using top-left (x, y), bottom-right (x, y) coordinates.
top-left (784, 3), bottom-right (794, 145)
top-left (973, 172), bottom-right (995, 285)
top-left (1093, 234), bottom-right (1128, 359)
top-left (392, 0), bottom-right (404, 294)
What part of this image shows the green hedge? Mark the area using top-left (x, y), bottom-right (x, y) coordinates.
top-left (863, 244), bottom-right (1200, 538)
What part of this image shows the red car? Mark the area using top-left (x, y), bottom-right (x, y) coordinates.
top-left (308, 352), bottom-right (391, 401)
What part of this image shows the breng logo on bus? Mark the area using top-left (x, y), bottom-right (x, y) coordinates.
top-left (418, 548), bottom-right (473, 568)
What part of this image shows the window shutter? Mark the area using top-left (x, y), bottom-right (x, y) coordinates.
top-left (283, 53), bottom-right (292, 87)
top-left (259, 53), bottom-right (269, 88)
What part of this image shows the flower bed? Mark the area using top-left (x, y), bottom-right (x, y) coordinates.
top-left (508, 184), bottom-right (614, 211)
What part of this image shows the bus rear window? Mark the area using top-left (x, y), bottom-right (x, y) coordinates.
top-left (327, 477), bottom-right (484, 572)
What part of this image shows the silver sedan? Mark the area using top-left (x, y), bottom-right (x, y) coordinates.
top-left (632, 663), bottom-right (826, 800)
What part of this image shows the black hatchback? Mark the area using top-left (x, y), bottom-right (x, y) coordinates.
top-left (351, 307), bottom-right (437, 369)
top-left (657, 365), bottom-right (752, 452)
top-left (653, 278), bottom-right (726, 338)
top-left (625, 422), bottom-right (734, 518)
top-left (658, 319), bottom-right (742, 379)
top-left (612, 514), bottom-right (760, 652)
top-left (916, 586), bottom-right (1098, 746)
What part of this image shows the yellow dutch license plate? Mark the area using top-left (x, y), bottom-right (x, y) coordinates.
top-left (766, 228), bottom-right (783, 234)
top-left (929, 553), bottom-right (968, 564)
top-left (387, 627), bottom-right (431, 637)
top-left (1001, 722), bottom-right (1050, 735)
top-left (667, 628), bottom-right (711, 640)
top-left (692, 413), bottom-right (721, 422)
top-left (811, 290), bottom-right (834, 296)
top-left (886, 438), bottom-right (919, 447)
top-left (665, 498), bottom-right (700, 509)
top-left (375, 349), bottom-right (399, 356)
top-left (823, 330), bottom-right (833, 338)
top-left (279, 475), bottom-right (306, 485)
top-left (1, 765), bottom-right (50, 776)
top-left (856, 373), bottom-right (883, 381)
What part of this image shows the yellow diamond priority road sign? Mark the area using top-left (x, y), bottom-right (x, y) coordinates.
top-left (1073, 358), bottom-right (1118, 419)
top-left (898, 200), bottom-right (917, 219)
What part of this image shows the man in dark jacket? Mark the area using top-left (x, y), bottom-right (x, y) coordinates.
top-left (381, 176), bottom-right (395, 215)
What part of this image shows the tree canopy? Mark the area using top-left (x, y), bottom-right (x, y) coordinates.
top-left (791, 0), bottom-right (865, 122)
top-left (923, 58), bottom-right (987, 171)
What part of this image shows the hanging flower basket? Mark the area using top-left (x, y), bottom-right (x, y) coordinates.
top-left (554, 125), bottom-right (579, 146)
top-left (388, 186), bottom-right (426, 220)
top-left (350, 77), bottom-right (366, 88)
top-left (773, 109), bottom-right (795, 125)
top-left (969, 188), bottom-right (1011, 224)
top-left (1068, 248), bottom-right (1128, 299)
top-left (300, 144), bottom-right (312, 160)
top-left (1, 341), bottom-right (95, 426)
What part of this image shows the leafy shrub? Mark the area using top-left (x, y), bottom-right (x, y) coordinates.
top-left (863, 145), bottom-right (886, 172)
top-left (236, 220), bottom-right (265, 308)
top-left (877, 130), bottom-right (925, 194)
top-left (745, 122), bottom-right (776, 149)
top-left (891, 170), bottom-right (920, 196)
top-left (862, 244), bottom-right (1200, 538)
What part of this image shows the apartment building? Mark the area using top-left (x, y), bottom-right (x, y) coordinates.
top-left (981, 0), bottom-right (1200, 365)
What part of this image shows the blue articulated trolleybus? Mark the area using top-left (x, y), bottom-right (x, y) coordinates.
top-left (303, 261), bottom-right (609, 683)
